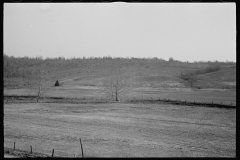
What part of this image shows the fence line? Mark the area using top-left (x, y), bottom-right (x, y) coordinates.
top-left (52, 149), bottom-right (54, 157)
top-left (80, 138), bottom-right (84, 158)
top-left (4, 95), bottom-right (235, 108)
top-left (6, 138), bottom-right (86, 158)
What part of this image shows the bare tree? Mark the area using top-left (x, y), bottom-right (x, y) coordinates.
top-left (111, 68), bottom-right (124, 101)
top-left (102, 62), bottom-right (131, 102)
top-left (35, 68), bottom-right (51, 102)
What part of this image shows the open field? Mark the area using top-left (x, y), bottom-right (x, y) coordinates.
top-left (4, 102), bottom-right (236, 157)
top-left (4, 56), bottom-right (236, 157)
top-left (4, 86), bottom-right (236, 106)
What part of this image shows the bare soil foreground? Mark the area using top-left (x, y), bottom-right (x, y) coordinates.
top-left (4, 102), bottom-right (236, 157)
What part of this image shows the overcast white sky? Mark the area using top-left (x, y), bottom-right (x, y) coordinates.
top-left (4, 3), bottom-right (236, 62)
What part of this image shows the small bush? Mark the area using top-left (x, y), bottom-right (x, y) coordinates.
top-left (181, 65), bottom-right (221, 80)
top-left (180, 72), bottom-right (198, 87)
top-left (194, 65), bottom-right (221, 75)
top-left (204, 65), bottom-right (221, 73)
top-left (54, 80), bottom-right (60, 86)
top-left (169, 57), bottom-right (174, 62)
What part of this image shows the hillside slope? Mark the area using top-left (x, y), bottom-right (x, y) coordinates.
top-left (3, 55), bottom-right (236, 89)
top-left (196, 65), bottom-right (236, 89)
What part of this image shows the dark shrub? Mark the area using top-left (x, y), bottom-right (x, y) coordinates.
top-left (54, 80), bottom-right (60, 86)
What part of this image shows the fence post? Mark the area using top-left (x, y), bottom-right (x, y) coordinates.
top-left (80, 138), bottom-right (84, 158)
top-left (14, 142), bottom-right (15, 150)
top-left (30, 145), bottom-right (32, 154)
top-left (52, 149), bottom-right (54, 157)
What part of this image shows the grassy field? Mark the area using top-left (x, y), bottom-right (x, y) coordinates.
top-left (4, 86), bottom-right (236, 106)
top-left (4, 57), bottom-right (236, 157)
top-left (4, 102), bottom-right (236, 157)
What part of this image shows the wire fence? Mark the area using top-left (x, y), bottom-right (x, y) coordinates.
top-left (4, 95), bottom-right (236, 109)
top-left (5, 139), bottom-right (85, 158)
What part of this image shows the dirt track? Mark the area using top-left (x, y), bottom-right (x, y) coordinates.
top-left (4, 102), bottom-right (236, 157)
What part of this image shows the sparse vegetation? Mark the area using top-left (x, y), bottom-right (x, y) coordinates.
top-left (180, 64), bottom-right (224, 88)
top-left (193, 65), bottom-right (221, 75)
top-left (180, 73), bottom-right (198, 87)
top-left (4, 54), bottom-right (236, 157)
top-left (3, 54), bottom-right (236, 90)
top-left (169, 57), bottom-right (174, 62)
